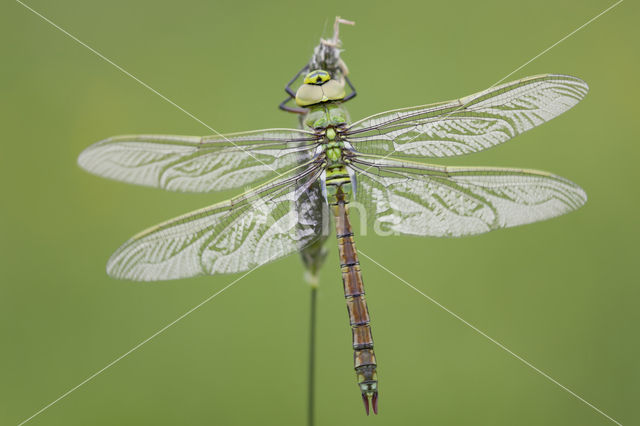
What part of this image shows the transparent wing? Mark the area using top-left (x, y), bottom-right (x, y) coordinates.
top-left (78, 129), bottom-right (319, 192)
top-left (350, 155), bottom-right (586, 237)
top-left (345, 74), bottom-right (588, 158)
top-left (107, 162), bottom-right (325, 281)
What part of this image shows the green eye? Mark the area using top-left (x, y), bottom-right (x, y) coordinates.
top-left (304, 70), bottom-right (331, 85)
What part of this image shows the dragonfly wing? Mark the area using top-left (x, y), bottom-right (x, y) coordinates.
top-left (107, 163), bottom-right (325, 281)
top-left (345, 75), bottom-right (588, 158)
top-left (350, 156), bottom-right (586, 237)
top-left (78, 129), bottom-right (319, 192)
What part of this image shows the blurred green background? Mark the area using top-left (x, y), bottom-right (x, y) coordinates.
top-left (2, 0), bottom-right (638, 425)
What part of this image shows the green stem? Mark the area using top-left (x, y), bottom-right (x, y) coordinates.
top-left (307, 278), bottom-right (318, 426)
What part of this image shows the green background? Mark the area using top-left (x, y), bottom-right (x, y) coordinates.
top-left (2, 0), bottom-right (638, 425)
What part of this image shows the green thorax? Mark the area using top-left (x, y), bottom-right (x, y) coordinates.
top-left (303, 102), bottom-right (349, 132)
top-left (302, 102), bottom-right (354, 205)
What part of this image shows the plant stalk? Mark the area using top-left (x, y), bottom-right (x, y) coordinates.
top-left (307, 276), bottom-right (319, 426)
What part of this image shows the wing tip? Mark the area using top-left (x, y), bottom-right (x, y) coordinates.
top-left (574, 183), bottom-right (588, 208)
top-left (546, 73), bottom-right (590, 98)
top-left (76, 137), bottom-right (114, 175)
top-left (105, 244), bottom-right (132, 281)
top-left (77, 145), bottom-right (96, 173)
top-left (105, 236), bottom-right (208, 282)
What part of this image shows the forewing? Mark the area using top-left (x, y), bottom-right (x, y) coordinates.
top-left (107, 163), bottom-right (325, 281)
top-left (78, 129), bottom-right (318, 192)
top-left (345, 75), bottom-right (588, 158)
top-left (350, 156), bottom-right (586, 237)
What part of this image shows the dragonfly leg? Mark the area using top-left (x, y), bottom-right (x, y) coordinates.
top-left (279, 65), bottom-right (310, 114)
top-left (342, 75), bottom-right (357, 102)
top-left (285, 64), bottom-right (309, 98)
top-left (278, 96), bottom-right (308, 114)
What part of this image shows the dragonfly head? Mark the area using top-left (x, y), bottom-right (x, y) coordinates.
top-left (295, 69), bottom-right (346, 107)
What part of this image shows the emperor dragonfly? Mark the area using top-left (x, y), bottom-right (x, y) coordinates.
top-left (78, 41), bottom-right (588, 415)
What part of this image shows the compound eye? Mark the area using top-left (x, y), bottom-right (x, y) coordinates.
top-left (304, 70), bottom-right (331, 85)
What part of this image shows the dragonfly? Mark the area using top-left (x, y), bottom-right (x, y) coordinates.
top-left (78, 42), bottom-right (588, 415)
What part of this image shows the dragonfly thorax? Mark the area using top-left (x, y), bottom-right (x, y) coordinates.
top-left (304, 103), bottom-right (349, 167)
top-left (304, 102), bottom-right (348, 130)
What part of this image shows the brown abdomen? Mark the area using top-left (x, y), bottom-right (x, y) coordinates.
top-left (329, 180), bottom-right (378, 414)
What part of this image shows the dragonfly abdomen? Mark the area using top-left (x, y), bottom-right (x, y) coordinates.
top-left (326, 166), bottom-right (379, 415)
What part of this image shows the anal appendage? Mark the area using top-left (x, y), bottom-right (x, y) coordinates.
top-left (361, 390), bottom-right (379, 415)
top-left (357, 363), bottom-right (378, 415)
